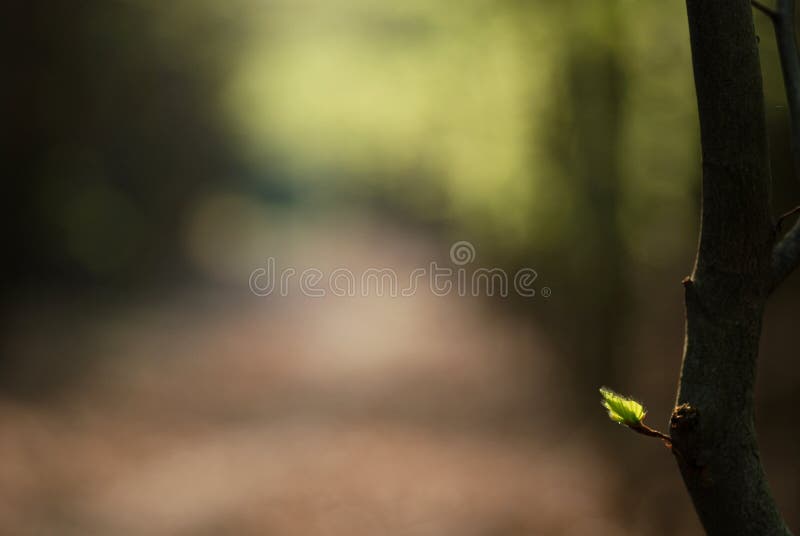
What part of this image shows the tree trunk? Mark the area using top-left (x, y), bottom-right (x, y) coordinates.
top-left (672, 1), bottom-right (792, 534)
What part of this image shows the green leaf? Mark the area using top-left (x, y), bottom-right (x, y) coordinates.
top-left (599, 386), bottom-right (646, 427)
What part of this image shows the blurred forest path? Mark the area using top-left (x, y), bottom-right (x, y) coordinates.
top-left (0, 226), bottom-right (701, 536)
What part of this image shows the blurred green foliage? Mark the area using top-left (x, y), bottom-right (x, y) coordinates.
top-left (224, 0), bottom-right (699, 258)
top-left (8, 0), bottom-right (709, 287)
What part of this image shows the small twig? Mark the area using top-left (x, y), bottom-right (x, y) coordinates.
top-left (757, 0), bottom-right (800, 292)
top-left (630, 422), bottom-right (672, 447)
top-left (777, 204), bottom-right (800, 230)
top-left (752, 0), bottom-right (779, 19)
top-left (771, 220), bottom-right (800, 291)
top-left (773, 0), bottom-right (800, 180)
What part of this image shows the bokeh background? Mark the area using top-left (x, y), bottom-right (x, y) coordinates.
top-left (4, 1), bottom-right (799, 534)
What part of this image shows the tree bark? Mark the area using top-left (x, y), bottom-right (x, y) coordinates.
top-left (672, 0), bottom-right (792, 534)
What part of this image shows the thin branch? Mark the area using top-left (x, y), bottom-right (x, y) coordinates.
top-left (772, 220), bottom-right (800, 289)
top-left (777, 204), bottom-right (800, 227)
top-left (773, 0), bottom-right (800, 178)
top-left (630, 422), bottom-right (672, 446)
top-left (752, 0), bottom-right (779, 19)
top-left (761, 0), bottom-right (800, 290)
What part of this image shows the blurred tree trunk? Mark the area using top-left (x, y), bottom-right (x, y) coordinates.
top-left (564, 42), bottom-right (628, 391)
top-left (539, 5), bottom-right (631, 397)
top-left (671, 0), bottom-right (796, 533)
